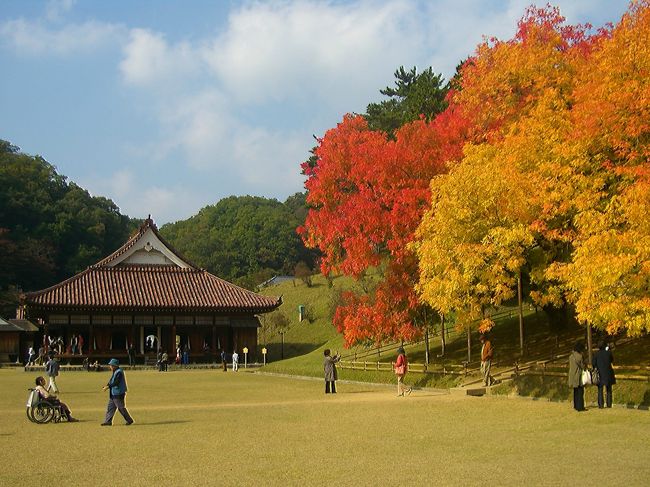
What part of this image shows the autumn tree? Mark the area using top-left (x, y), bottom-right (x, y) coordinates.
top-left (300, 108), bottom-right (469, 346)
top-left (413, 5), bottom-right (600, 355)
top-left (549, 1), bottom-right (650, 337)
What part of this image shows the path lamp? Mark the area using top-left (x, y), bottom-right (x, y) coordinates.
top-left (243, 347), bottom-right (248, 368)
top-left (262, 347), bottom-right (267, 365)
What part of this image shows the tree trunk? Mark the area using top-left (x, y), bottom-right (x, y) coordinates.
top-left (424, 327), bottom-right (430, 365)
top-left (424, 308), bottom-right (430, 365)
top-left (440, 313), bottom-right (446, 357)
top-left (586, 323), bottom-right (593, 366)
top-left (518, 270), bottom-right (524, 356)
top-left (467, 326), bottom-right (471, 363)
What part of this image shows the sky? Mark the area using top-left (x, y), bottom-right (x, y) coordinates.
top-left (0, 0), bottom-right (630, 224)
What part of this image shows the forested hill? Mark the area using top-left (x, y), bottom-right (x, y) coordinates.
top-left (0, 140), bottom-right (140, 315)
top-left (160, 194), bottom-right (317, 290)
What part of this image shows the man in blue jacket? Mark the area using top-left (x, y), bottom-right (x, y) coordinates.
top-left (101, 358), bottom-right (134, 426)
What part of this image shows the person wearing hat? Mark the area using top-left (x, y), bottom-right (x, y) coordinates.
top-left (101, 358), bottom-right (134, 426)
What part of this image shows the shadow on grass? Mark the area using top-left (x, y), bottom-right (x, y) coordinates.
top-left (136, 420), bottom-right (191, 426)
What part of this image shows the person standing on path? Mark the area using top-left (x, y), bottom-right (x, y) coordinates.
top-left (26, 346), bottom-right (36, 367)
top-left (480, 335), bottom-right (495, 387)
top-left (323, 349), bottom-right (341, 393)
top-left (45, 355), bottom-right (60, 393)
top-left (182, 344), bottom-right (190, 366)
top-left (568, 341), bottom-right (586, 412)
top-left (221, 350), bottom-right (228, 372)
top-left (592, 340), bottom-right (616, 408)
top-left (101, 358), bottom-right (134, 426)
top-left (127, 344), bottom-right (136, 368)
top-left (161, 350), bottom-right (168, 371)
top-left (394, 347), bottom-right (412, 397)
top-left (232, 350), bottom-right (239, 372)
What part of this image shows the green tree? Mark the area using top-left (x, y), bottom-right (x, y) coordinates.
top-left (365, 66), bottom-right (448, 136)
top-left (161, 194), bottom-right (317, 288)
top-left (0, 140), bottom-right (138, 315)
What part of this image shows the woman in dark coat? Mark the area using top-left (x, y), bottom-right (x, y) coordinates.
top-left (568, 341), bottom-right (586, 411)
top-left (592, 340), bottom-right (616, 408)
top-left (323, 349), bottom-right (341, 394)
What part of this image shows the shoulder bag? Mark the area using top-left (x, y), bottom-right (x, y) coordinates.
top-left (591, 367), bottom-right (600, 386)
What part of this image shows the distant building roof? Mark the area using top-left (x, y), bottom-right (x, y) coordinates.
top-left (258, 275), bottom-right (294, 289)
top-left (0, 317), bottom-right (39, 332)
top-left (23, 217), bottom-right (281, 314)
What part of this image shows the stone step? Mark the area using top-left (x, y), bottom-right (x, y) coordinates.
top-left (450, 386), bottom-right (486, 396)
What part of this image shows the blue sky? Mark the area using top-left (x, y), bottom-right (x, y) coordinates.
top-left (0, 0), bottom-right (630, 224)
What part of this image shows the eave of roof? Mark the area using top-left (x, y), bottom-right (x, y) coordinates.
top-left (24, 266), bottom-right (281, 313)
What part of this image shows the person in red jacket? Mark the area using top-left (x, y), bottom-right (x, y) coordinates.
top-left (394, 347), bottom-right (412, 397)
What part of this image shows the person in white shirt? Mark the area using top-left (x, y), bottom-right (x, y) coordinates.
top-left (232, 351), bottom-right (239, 371)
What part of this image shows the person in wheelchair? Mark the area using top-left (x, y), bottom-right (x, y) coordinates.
top-left (34, 376), bottom-right (78, 422)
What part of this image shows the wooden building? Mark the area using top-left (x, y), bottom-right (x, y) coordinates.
top-left (20, 217), bottom-right (281, 363)
top-left (0, 316), bottom-right (39, 363)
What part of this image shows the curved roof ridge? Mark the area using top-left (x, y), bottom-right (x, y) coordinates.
top-left (91, 216), bottom-right (200, 269)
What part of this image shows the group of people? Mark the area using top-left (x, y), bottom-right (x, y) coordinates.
top-left (322, 346), bottom-right (413, 397)
top-left (26, 335), bottom-right (86, 366)
top-left (31, 357), bottom-right (135, 426)
top-left (568, 340), bottom-right (616, 411)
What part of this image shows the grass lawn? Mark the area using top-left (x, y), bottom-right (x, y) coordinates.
top-left (2, 368), bottom-right (649, 486)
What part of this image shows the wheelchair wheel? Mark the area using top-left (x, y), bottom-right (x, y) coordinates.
top-left (30, 403), bottom-right (53, 424)
top-left (26, 407), bottom-right (37, 423)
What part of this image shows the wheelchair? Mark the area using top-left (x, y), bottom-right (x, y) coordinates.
top-left (26, 388), bottom-right (66, 424)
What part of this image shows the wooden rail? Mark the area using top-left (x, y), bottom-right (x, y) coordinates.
top-left (338, 360), bottom-right (471, 376)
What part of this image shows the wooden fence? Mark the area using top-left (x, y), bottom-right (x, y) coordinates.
top-left (338, 360), bottom-right (471, 376)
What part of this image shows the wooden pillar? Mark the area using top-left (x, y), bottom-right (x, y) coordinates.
top-left (139, 326), bottom-right (144, 354)
top-left (89, 324), bottom-right (94, 357)
top-left (211, 325), bottom-right (217, 353)
top-left (171, 324), bottom-right (177, 352)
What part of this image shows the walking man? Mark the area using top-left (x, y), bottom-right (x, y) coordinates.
top-left (101, 358), bottom-right (134, 426)
top-left (221, 350), bottom-right (227, 372)
top-left (232, 350), bottom-right (239, 372)
top-left (45, 354), bottom-right (60, 393)
top-left (480, 335), bottom-right (495, 387)
top-left (127, 344), bottom-right (136, 367)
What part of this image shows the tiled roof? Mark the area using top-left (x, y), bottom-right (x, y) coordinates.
top-left (0, 317), bottom-right (39, 332)
top-left (24, 266), bottom-right (281, 313)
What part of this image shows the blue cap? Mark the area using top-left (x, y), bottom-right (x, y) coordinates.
top-left (108, 358), bottom-right (119, 366)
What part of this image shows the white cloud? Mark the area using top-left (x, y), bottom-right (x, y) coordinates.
top-left (45, 0), bottom-right (76, 22)
top-left (119, 28), bottom-right (201, 86)
top-left (0, 18), bottom-right (123, 55)
top-left (80, 168), bottom-right (207, 223)
top-left (203, 0), bottom-right (422, 105)
top-left (231, 126), bottom-right (306, 192)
